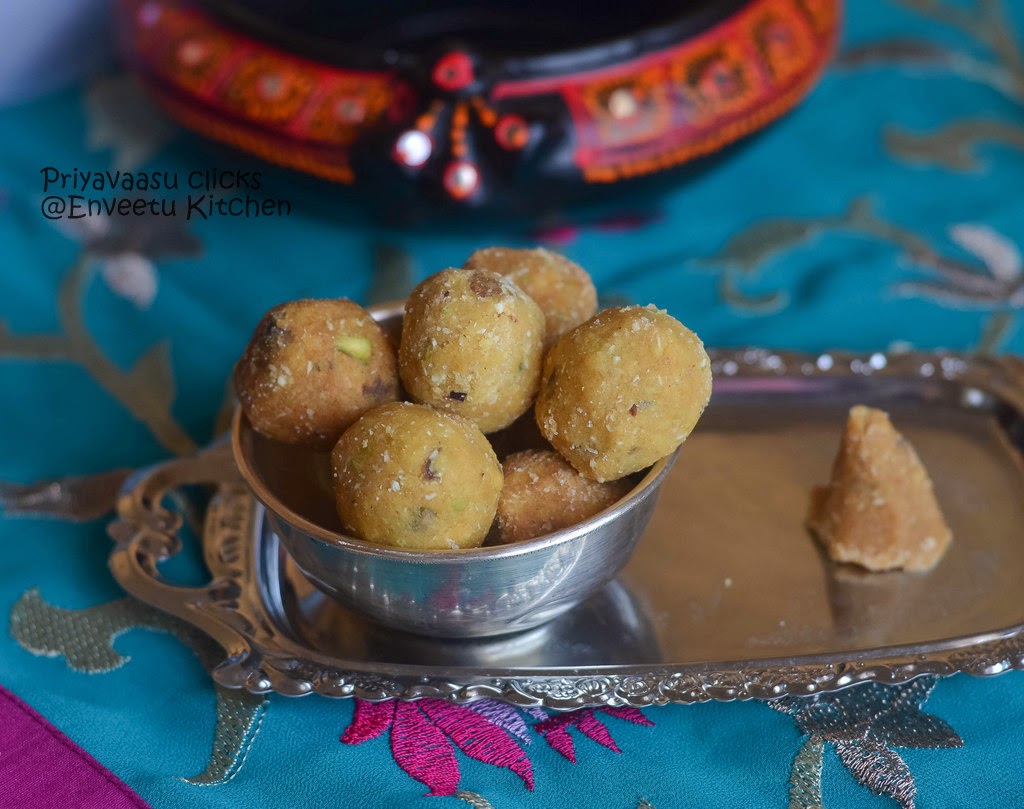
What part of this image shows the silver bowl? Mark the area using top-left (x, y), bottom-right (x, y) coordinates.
top-left (231, 302), bottom-right (678, 638)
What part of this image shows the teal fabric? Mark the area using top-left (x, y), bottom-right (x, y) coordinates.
top-left (2, 0), bottom-right (1023, 806)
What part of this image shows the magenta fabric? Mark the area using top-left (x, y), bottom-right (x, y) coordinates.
top-left (0, 685), bottom-right (151, 809)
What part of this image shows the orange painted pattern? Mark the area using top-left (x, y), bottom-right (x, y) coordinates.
top-left (493, 0), bottom-right (840, 182)
top-left (120, 0), bottom-right (838, 189)
top-left (120, 0), bottom-right (411, 184)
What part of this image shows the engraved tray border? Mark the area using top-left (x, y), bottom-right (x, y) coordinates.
top-left (107, 350), bottom-right (1024, 710)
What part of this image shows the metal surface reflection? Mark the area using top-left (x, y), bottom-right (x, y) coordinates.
top-left (269, 528), bottom-right (661, 668)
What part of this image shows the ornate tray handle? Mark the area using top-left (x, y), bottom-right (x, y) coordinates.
top-left (108, 442), bottom-right (407, 698)
top-left (107, 443), bottom-right (263, 679)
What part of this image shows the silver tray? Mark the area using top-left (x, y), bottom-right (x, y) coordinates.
top-left (108, 349), bottom-right (1024, 709)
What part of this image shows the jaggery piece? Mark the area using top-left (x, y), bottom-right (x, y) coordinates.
top-left (807, 405), bottom-right (952, 572)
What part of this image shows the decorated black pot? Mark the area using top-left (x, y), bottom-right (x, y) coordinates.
top-left (118, 0), bottom-right (840, 213)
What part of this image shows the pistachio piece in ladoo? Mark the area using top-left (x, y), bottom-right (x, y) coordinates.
top-left (331, 402), bottom-right (503, 550)
top-left (234, 298), bottom-right (399, 449)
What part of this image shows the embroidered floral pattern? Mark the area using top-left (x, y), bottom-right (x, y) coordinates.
top-left (84, 74), bottom-right (178, 172)
top-left (9, 589), bottom-right (268, 786)
top-left (342, 699), bottom-right (534, 796)
top-left (533, 707), bottom-right (655, 762)
top-left (895, 223), bottom-right (1024, 309)
top-left (771, 677), bottom-right (963, 809)
top-left (677, 196), bottom-right (1024, 351)
top-left (341, 699), bottom-right (655, 798)
top-left (838, 0), bottom-right (1024, 170)
top-left (0, 210), bottom-right (201, 455)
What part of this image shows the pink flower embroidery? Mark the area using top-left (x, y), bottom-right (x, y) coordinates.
top-left (342, 699), bottom-right (534, 797)
top-left (534, 707), bottom-right (655, 763)
top-left (341, 700), bottom-right (655, 798)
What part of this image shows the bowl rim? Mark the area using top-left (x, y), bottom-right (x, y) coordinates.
top-left (232, 406), bottom-right (678, 564)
